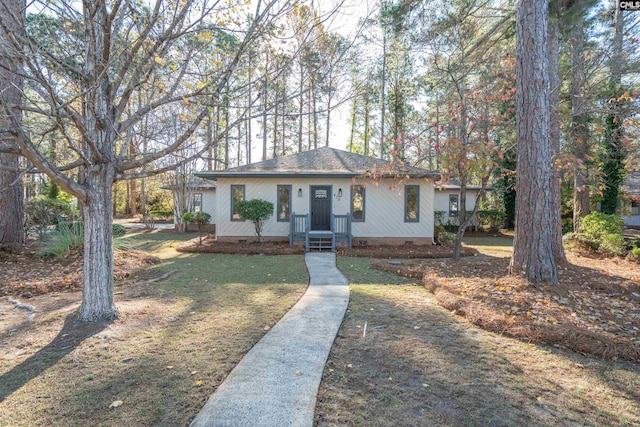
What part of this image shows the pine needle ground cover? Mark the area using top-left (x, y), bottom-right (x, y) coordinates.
top-left (0, 232), bottom-right (307, 426)
top-left (316, 256), bottom-right (640, 426)
top-left (372, 236), bottom-right (640, 362)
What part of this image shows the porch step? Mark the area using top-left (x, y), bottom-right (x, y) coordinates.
top-left (306, 231), bottom-right (335, 252)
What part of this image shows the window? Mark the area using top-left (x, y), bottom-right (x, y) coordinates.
top-left (351, 185), bottom-right (365, 222)
top-left (449, 194), bottom-right (459, 217)
top-left (277, 185), bottom-right (292, 222)
top-left (633, 201), bottom-right (640, 216)
top-left (231, 185), bottom-right (245, 221)
top-left (193, 193), bottom-right (203, 212)
top-left (404, 185), bottom-right (419, 222)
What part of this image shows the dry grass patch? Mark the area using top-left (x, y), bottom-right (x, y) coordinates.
top-left (1, 233), bottom-right (308, 426)
top-left (316, 259), bottom-right (640, 426)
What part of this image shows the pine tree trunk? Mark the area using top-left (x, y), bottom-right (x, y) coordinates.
top-left (601, 4), bottom-right (625, 214)
top-left (0, 0), bottom-right (24, 250)
top-left (571, 16), bottom-right (589, 231)
top-left (509, 0), bottom-right (558, 284)
top-left (548, 1), bottom-right (567, 264)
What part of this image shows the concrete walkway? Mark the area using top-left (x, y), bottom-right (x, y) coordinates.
top-left (190, 252), bottom-right (350, 427)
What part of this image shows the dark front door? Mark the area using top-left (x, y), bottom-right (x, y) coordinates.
top-left (310, 186), bottom-right (332, 230)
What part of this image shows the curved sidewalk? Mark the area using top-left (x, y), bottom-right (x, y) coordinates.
top-left (190, 252), bottom-right (350, 427)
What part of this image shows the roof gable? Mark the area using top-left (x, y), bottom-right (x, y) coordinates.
top-left (196, 147), bottom-right (439, 179)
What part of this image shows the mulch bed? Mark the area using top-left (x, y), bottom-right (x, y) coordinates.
top-left (177, 234), bottom-right (477, 258)
top-left (0, 246), bottom-right (160, 298)
top-left (372, 255), bottom-right (640, 362)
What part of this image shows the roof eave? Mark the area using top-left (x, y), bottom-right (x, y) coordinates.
top-left (195, 171), bottom-right (440, 180)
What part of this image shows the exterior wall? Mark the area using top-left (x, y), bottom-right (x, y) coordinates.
top-left (200, 190), bottom-right (217, 225)
top-left (171, 189), bottom-right (217, 225)
top-left (215, 177), bottom-right (435, 243)
top-left (623, 215), bottom-right (640, 227)
top-left (434, 189), bottom-right (479, 226)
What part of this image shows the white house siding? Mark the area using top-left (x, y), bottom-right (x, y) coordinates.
top-left (434, 189), bottom-right (479, 225)
top-left (199, 190), bottom-right (217, 225)
top-left (623, 215), bottom-right (640, 227)
top-left (215, 177), bottom-right (435, 243)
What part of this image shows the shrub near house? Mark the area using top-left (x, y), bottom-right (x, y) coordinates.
top-left (235, 199), bottom-right (274, 243)
top-left (183, 212), bottom-right (211, 245)
top-left (563, 212), bottom-right (626, 256)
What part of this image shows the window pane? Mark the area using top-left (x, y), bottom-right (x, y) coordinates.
top-left (405, 186), bottom-right (419, 222)
top-left (231, 185), bottom-right (244, 220)
top-left (278, 186), bottom-right (291, 221)
top-left (633, 201), bottom-right (640, 215)
top-left (193, 193), bottom-right (202, 212)
top-left (351, 185), bottom-right (365, 221)
top-left (449, 195), bottom-right (459, 217)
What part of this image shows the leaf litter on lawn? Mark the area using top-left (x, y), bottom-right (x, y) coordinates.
top-left (372, 253), bottom-right (640, 361)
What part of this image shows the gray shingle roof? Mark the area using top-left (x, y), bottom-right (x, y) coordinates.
top-left (196, 147), bottom-right (439, 179)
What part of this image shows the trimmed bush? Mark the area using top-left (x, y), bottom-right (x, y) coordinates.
top-left (562, 232), bottom-right (595, 254)
top-left (579, 212), bottom-right (625, 240)
top-left (565, 212), bottom-right (627, 257)
top-left (149, 210), bottom-right (173, 221)
top-left (599, 233), bottom-right (626, 257)
top-left (112, 223), bottom-right (127, 237)
top-left (235, 199), bottom-right (274, 242)
top-left (477, 210), bottom-right (505, 231)
top-left (437, 231), bottom-right (456, 248)
top-left (628, 247), bottom-right (640, 263)
top-left (183, 211), bottom-right (211, 244)
top-left (25, 197), bottom-right (72, 239)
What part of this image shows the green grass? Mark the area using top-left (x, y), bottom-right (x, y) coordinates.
top-left (1, 232), bottom-right (309, 426)
top-left (463, 235), bottom-right (514, 258)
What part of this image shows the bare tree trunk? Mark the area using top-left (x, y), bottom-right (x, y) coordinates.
top-left (348, 95), bottom-right (357, 152)
top-left (312, 80), bottom-right (318, 149)
top-left (571, 14), bottom-right (589, 231)
top-left (0, 0), bottom-right (24, 250)
top-left (79, 163), bottom-right (118, 321)
top-left (380, 28), bottom-right (387, 159)
top-left (548, 1), bottom-right (567, 264)
top-left (247, 62), bottom-right (252, 164)
top-left (299, 62), bottom-right (304, 152)
top-left (224, 81), bottom-right (230, 169)
top-left (325, 76), bottom-right (332, 147)
top-left (281, 80), bottom-right (286, 156)
top-left (453, 178), bottom-right (488, 260)
top-left (509, 0), bottom-right (557, 284)
top-left (207, 113), bottom-right (213, 170)
top-left (273, 81), bottom-right (278, 157)
top-left (262, 77), bottom-right (268, 161)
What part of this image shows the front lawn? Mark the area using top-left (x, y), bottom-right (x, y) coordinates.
top-left (0, 232), bottom-right (308, 426)
top-left (316, 257), bottom-right (640, 426)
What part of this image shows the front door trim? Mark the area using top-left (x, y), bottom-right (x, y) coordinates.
top-left (309, 185), bottom-right (332, 231)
